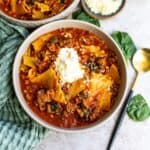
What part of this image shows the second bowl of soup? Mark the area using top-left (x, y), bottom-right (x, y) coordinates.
top-left (0, 0), bottom-right (80, 27)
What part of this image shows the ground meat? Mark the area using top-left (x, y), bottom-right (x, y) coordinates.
top-left (66, 102), bottom-right (77, 113)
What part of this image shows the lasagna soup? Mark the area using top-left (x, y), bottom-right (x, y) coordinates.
top-left (20, 28), bottom-right (121, 128)
top-left (0, 0), bottom-right (73, 20)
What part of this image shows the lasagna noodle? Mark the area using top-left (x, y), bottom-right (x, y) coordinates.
top-left (31, 68), bottom-right (66, 104)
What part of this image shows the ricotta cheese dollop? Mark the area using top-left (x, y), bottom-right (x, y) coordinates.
top-left (55, 48), bottom-right (84, 84)
top-left (85, 0), bottom-right (122, 15)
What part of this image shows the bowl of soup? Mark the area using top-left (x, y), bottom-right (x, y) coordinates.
top-left (13, 20), bottom-right (127, 132)
top-left (0, 0), bottom-right (80, 28)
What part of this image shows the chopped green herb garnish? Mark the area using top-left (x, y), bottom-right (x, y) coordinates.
top-left (88, 62), bottom-right (95, 70)
top-left (79, 92), bottom-right (88, 99)
top-left (50, 37), bottom-right (58, 43)
top-left (50, 101), bottom-right (58, 111)
top-left (83, 109), bottom-right (89, 119)
top-left (87, 61), bottom-right (101, 72)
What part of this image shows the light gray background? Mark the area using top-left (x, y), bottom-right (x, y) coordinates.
top-left (36, 1), bottom-right (150, 150)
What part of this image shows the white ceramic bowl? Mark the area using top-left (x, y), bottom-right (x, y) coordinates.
top-left (81, 0), bottom-right (126, 19)
top-left (13, 20), bottom-right (127, 132)
top-left (0, 0), bottom-right (80, 28)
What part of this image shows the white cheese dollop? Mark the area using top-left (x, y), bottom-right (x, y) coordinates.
top-left (55, 48), bottom-right (84, 84)
top-left (85, 0), bottom-right (122, 15)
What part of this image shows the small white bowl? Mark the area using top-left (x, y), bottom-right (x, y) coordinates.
top-left (13, 20), bottom-right (127, 133)
top-left (0, 0), bottom-right (80, 28)
top-left (81, 0), bottom-right (126, 20)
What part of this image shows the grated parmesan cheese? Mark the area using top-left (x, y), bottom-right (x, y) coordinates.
top-left (55, 48), bottom-right (84, 85)
top-left (85, 0), bottom-right (122, 15)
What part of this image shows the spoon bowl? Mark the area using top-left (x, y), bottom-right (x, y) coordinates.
top-left (132, 48), bottom-right (150, 73)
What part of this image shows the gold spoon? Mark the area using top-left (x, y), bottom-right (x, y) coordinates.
top-left (133, 48), bottom-right (150, 72)
top-left (107, 48), bottom-right (150, 150)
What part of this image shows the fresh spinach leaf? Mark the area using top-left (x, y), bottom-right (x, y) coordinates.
top-left (127, 94), bottom-right (150, 121)
top-left (72, 9), bottom-right (100, 27)
top-left (72, 9), bottom-right (82, 19)
top-left (111, 31), bottom-right (137, 62)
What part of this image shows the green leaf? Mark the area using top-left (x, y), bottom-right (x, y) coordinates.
top-left (50, 36), bottom-right (58, 43)
top-left (127, 94), bottom-right (150, 121)
top-left (72, 9), bottom-right (82, 19)
top-left (72, 9), bottom-right (100, 27)
top-left (111, 31), bottom-right (137, 62)
top-left (60, 0), bottom-right (65, 3)
top-left (50, 101), bottom-right (58, 111)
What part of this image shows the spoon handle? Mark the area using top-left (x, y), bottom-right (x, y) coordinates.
top-left (106, 90), bottom-right (133, 150)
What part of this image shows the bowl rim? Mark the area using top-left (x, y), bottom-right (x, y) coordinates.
top-left (0, 0), bottom-right (80, 27)
top-left (13, 19), bottom-right (128, 133)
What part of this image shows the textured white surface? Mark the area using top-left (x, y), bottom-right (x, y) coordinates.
top-left (36, 1), bottom-right (150, 150)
